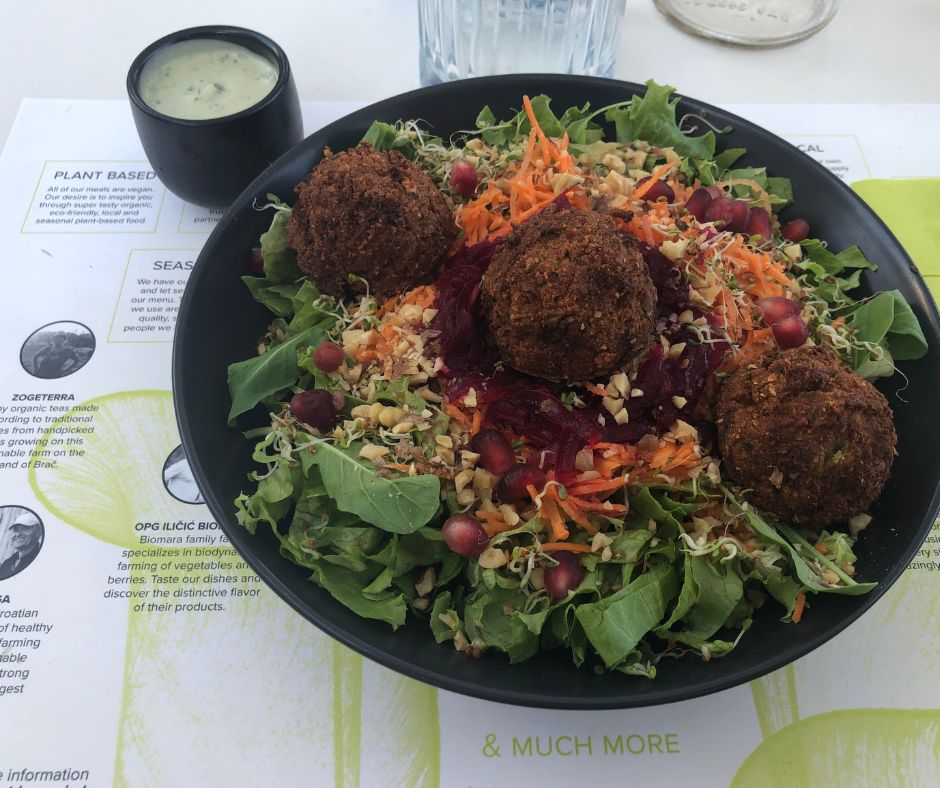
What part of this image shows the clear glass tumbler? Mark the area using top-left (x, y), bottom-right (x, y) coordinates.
top-left (654, 0), bottom-right (840, 46)
top-left (418, 0), bottom-right (627, 85)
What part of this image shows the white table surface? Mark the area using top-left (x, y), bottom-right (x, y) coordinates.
top-left (1, 0), bottom-right (938, 147)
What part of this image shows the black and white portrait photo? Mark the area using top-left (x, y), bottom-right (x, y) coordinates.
top-left (0, 507), bottom-right (44, 581)
top-left (20, 321), bottom-right (96, 380)
top-left (162, 445), bottom-right (205, 505)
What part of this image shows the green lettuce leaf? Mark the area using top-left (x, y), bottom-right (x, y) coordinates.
top-left (463, 585), bottom-right (539, 663)
top-left (308, 560), bottom-right (407, 628)
top-left (258, 199), bottom-right (300, 283)
top-left (605, 80), bottom-right (716, 159)
top-left (430, 591), bottom-right (460, 643)
top-left (575, 561), bottom-right (679, 668)
top-left (655, 554), bottom-right (743, 643)
top-left (241, 278), bottom-right (302, 318)
top-left (361, 120), bottom-right (420, 160)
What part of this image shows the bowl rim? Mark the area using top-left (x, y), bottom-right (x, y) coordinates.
top-left (173, 74), bottom-right (940, 709)
top-left (126, 24), bottom-right (292, 126)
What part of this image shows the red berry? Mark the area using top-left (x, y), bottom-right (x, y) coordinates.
top-left (450, 159), bottom-right (478, 197)
top-left (781, 218), bottom-right (810, 243)
top-left (705, 196), bottom-right (748, 232)
top-left (637, 176), bottom-right (675, 203)
top-left (496, 464), bottom-right (547, 504)
top-left (758, 296), bottom-right (800, 327)
top-left (469, 429), bottom-right (515, 475)
top-left (746, 207), bottom-right (772, 243)
top-left (685, 187), bottom-right (713, 221)
top-left (543, 552), bottom-right (584, 600)
top-left (772, 315), bottom-right (810, 349)
top-left (247, 246), bottom-right (264, 275)
top-left (291, 389), bottom-right (339, 430)
top-left (313, 341), bottom-right (345, 373)
top-left (442, 514), bottom-right (489, 557)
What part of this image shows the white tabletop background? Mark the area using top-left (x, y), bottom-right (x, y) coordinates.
top-left (2, 0), bottom-right (938, 147)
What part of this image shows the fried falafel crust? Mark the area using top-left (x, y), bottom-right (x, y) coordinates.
top-left (287, 144), bottom-right (454, 298)
top-left (716, 346), bottom-right (896, 526)
top-left (480, 208), bottom-right (656, 382)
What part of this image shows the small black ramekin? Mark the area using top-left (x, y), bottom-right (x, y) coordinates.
top-left (127, 25), bottom-right (303, 208)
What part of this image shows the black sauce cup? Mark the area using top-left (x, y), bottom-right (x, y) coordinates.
top-left (127, 25), bottom-right (303, 208)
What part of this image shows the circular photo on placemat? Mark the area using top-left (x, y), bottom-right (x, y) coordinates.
top-left (20, 321), bottom-right (95, 379)
top-left (162, 444), bottom-right (205, 505)
top-left (0, 506), bottom-right (44, 581)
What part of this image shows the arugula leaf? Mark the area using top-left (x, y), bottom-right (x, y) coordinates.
top-left (722, 166), bottom-right (793, 209)
top-left (605, 80), bottom-right (716, 160)
top-left (765, 177), bottom-right (793, 208)
top-left (714, 147), bottom-right (747, 172)
top-left (227, 326), bottom-right (326, 423)
top-left (575, 561), bottom-right (679, 668)
top-left (309, 441), bottom-right (440, 534)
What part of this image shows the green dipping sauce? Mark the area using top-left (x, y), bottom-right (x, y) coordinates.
top-left (138, 39), bottom-right (279, 121)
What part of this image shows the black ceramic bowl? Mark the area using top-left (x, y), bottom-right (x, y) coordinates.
top-left (174, 75), bottom-right (940, 709)
top-left (127, 25), bottom-right (303, 208)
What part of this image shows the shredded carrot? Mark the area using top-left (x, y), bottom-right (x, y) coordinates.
top-left (385, 463), bottom-right (412, 472)
top-left (575, 500), bottom-right (627, 514)
top-left (541, 542), bottom-right (593, 554)
top-left (444, 403), bottom-right (470, 428)
top-left (551, 490), bottom-right (597, 534)
top-left (567, 476), bottom-right (627, 496)
top-left (470, 407), bottom-right (485, 437)
top-left (792, 591), bottom-right (806, 624)
top-left (476, 510), bottom-right (505, 523)
top-left (584, 382), bottom-right (608, 397)
top-left (483, 521), bottom-right (515, 537)
top-left (537, 493), bottom-right (569, 541)
top-left (632, 162), bottom-right (675, 201)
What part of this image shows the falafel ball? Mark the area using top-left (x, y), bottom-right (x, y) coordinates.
top-left (480, 209), bottom-right (656, 381)
top-left (287, 144), bottom-right (454, 298)
top-left (715, 346), bottom-right (896, 525)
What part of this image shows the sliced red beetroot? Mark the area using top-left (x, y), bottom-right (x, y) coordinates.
top-left (641, 244), bottom-right (690, 316)
top-left (431, 239), bottom-right (501, 375)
